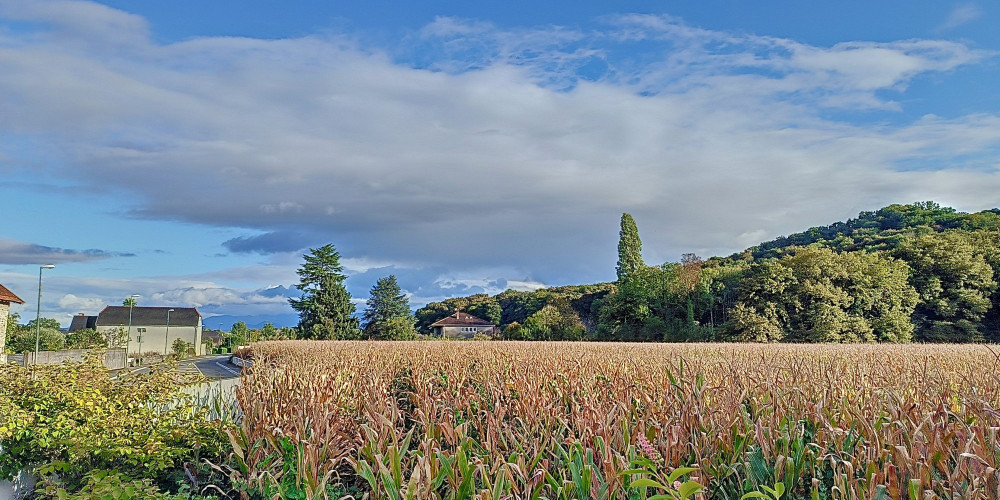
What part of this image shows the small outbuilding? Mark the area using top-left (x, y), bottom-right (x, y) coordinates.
top-left (0, 283), bottom-right (25, 363)
top-left (430, 312), bottom-right (496, 339)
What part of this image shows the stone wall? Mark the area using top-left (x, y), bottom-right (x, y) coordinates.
top-left (0, 302), bottom-right (9, 364)
top-left (23, 348), bottom-right (126, 370)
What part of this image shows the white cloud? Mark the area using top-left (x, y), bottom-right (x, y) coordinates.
top-left (1, 4), bottom-right (999, 295)
top-left (0, 269), bottom-right (297, 326)
top-left (57, 293), bottom-right (105, 312)
top-left (0, 238), bottom-right (126, 264)
top-left (936, 4), bottom-right (983, 33)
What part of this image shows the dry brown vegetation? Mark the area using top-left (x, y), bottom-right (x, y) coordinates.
top-left (236, 341), bottom-right (1000, 499)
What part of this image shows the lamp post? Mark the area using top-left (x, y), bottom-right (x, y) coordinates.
top-left (33, 264), bottom-right (55, 365)
top-left (125, 294), bottom-right (140, 365)
top-left (165, 309), bottom-right (174, 357)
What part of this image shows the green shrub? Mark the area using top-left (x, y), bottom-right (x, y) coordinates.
top-left (0, 353), bottom-right (230, 495)
top-left (4, 327), bottom-right (65, 353)
top-left (48, 469), bottom-right (213, 499)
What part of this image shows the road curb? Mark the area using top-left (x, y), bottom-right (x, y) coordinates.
top-left (230, 355), bottom-right (252, 368)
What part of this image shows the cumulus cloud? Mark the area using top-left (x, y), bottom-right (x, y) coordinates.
top-left (0, 269), bottom-right (300, 326)
top-left (0, 238), bottom-right (130, 264)
top-left (57, 293), bottom-right (105, 312)
top-left (1, 3), bottom-right (999, 292)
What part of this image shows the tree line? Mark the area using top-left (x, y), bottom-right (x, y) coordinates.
top-left (2, 314), bottom-right (116, 352)
top-left (414, 202), bottom-right (1000, 343)
top-left (46, 201), bottom-right (978, 344)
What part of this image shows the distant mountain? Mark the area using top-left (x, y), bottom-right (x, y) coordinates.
top-left (205, 313), bottom-right (299, 330)
top-left (257, 285), bottom-right (296, 299)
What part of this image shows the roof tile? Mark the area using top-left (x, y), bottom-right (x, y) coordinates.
top-left (430, 312), bottom-right (493, 327)
top-left (0, 283), bottom-right (25, 304)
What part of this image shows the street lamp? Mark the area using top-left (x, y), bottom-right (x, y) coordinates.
top-left (33, 265), bottom-right (55, 365)
top-left (165, 309), bottom-right (174, 357)
top-left (125, 294), bottom-right (140, 365)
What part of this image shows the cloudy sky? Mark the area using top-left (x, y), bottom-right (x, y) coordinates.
top-left (1, 0), bottom-right (999, 327)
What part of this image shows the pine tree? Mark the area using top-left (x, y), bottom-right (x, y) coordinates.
top-left (362, 275), bottom-right (416, 340)
top-left (616, 213), bottom-right (644, 282)
top-left (289, 244), bottom-right (359, 339)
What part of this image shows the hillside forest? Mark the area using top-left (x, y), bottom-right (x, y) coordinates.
top-left (415, 202), bottom-right (1000, 343)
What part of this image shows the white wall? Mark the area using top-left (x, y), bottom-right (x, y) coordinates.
top-left (98, 325), bottom-right (204, 356)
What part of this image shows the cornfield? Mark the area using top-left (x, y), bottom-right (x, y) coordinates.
top-left (235, 341), bottom-right (1000, 499)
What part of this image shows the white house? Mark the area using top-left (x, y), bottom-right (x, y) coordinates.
top-left (0, 283), bottom-right (25, 363)
top-left (96, 306), bottom-right (204, 356)
top-left (430, 312), bottom-right (496, 339)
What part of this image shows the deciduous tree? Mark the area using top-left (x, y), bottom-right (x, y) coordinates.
top-left (616, 213), bottom-right (644, 282)
top-left (893, 232), bottom-right (996, 342)
top-left (728, 247), bottom-right (918, 343)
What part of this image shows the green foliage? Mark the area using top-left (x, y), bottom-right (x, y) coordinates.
top-left (5, 326), bottom-right (65, 353)
top-left (172, 338), bottom-right (194, 358)
top-left (65, 328), bottom-right (106, 350)
top-left (413, 202), bottom-right (1000, 345)
top-left (728, 247), bottom-right (918, 343)
top-left (892, 231), bottom-right (997, 342)
top-left (747, 202), bottom-right (1000, 259)
top-left (122, 297), bottom-right (137, 307)
top-left (506, 299), bottom-right (585, 341)
top-left (48, 469), bottom-right (209, 499)
top-left (289, 244), bottom-right (359, 340)
top-left (617, 213), bottom-right (644, 282)
top-left (0, 356), bottom-right (229, 493)
top-left (220, 426), bottom-right (349, 500)
top-left (362, 275), bottom-right (417, 340)
top-left (26, 317), bottom-right (62, 331)
top-left (261, 322), bottom-right (278, 340)
top-left (622, 441), bottom-right (705, 500)
top-left (5, 312), bottom-right (19, 336)
top-left (596, 264), bottom-right (715, 342)
top-left (104, 326), bottom-right (129, 349)
top-left (229, 321), bottom-right (249, 346)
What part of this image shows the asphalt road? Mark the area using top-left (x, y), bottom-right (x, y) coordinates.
top-left (191, 354), bottom-right (243, 379)
top-left (122, 354), bottom-right (242, 380)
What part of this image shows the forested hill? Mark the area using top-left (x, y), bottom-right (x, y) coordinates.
top-left (744, 202), bottom-right (1000, 260)
top-left (415, 202), bottom-right (1000, 343)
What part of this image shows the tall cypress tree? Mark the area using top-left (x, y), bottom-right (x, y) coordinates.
top-left (289, 244), bottom-right (359, 339)
top-left (616, 213), bottom-right (644, 282)
top-left (362, 275), bottom-right (416, 340)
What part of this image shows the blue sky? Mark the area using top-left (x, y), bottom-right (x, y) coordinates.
top-left (1, 0), bottom-right (999, 327)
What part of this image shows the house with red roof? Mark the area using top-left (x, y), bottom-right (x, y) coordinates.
top-left (430, 312), bottom-right (497, 339)
top-left (0, 283), bottom-right (25, 363)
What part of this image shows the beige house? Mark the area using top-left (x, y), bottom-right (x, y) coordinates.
top-left (430, 312), bottom-right (497, 339)
top-left (96, 306), bottom-right (204, 356)
top-left (0, 283), bottom-right (25, 363)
